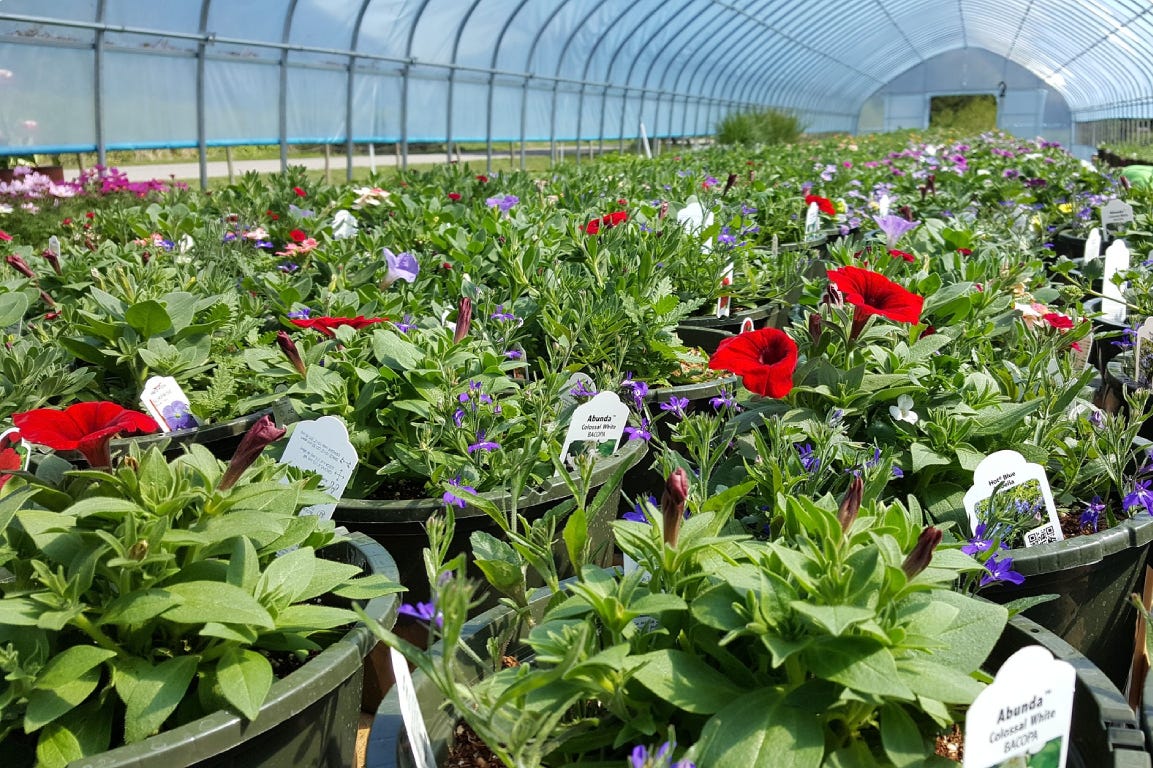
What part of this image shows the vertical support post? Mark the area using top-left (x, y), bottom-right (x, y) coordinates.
top-left (196, 2), bottom-right (212, 191)
top-left (400, 64), bottom-right (410, 171)
top-left (446, 64), bottom-right (456, 164)
top-left (225, 145), bottom-right (234, 184)
top-left (324, 143), bottom-right (331, 183)
top-left (94, 0), bottom-right (107, 170)
top-left (278, 1), bottom-right (302, 172)
top-left (345, 53), bottom-right (357, 181)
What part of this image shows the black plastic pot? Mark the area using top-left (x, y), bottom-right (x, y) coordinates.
top-left (979, 511), bottom-right (1153, 690)
top-left (110, 398), bottom-right (298, 463)
top-left (679, 300), bottom-right (790, 333)
top-left (369, 589), bottom-right (1149, 767)
top-left (333, 440), bottom-right (647, 604)
top-left (76, 532), bottom-right (401, 768)
top-left (1100, 353), bottom-right (1153, 441)
top-left (1085, 297), bottom-right (1128, 374)
top-left (675, 324), bottom-right (733, 355)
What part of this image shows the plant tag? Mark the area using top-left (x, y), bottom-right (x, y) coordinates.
top-left (1071, 330), bottom-right (1093, 374)
top-left (1101, 239), bottom-right (1130, 323)
top-left (715, 262), bottom-right (734, 318)
top-left (878, 194), bottom-right (891, 218)
top-left (1101, 198), bottom-right (1134, 227)
top-left (140, 376), bottom-right (199, 432)
top-left (1082, 226), bottom-right (1101, 261)
top-left (963, 450), bottom-right (1062, 548)
top-left (740, 317), bottom-right (755, 334)
top-left (963, 645), bottom-right (1074, 768)
top-left (804, 201), bottom-right (820, 241)
top-left (677, 197), bottom-right (714, 252)
top-left (1134, 317), bottom-right (1153, 383)
top-left (47, 235), bottom-right (60, 257)
top-left (559, 372), bottom-right (596, 412)
top-left (389, 647), bottom-right (437, 768)
top-left (560, 391), bottom-right (628, 461)
top-left (279, 416), bottom-right (357, 520)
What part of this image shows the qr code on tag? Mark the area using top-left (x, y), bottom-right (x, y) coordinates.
top-left (1024, 524), bottom-right (1060, 547)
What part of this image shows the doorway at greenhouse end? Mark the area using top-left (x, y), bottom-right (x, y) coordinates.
top-left (929, 95), bottom-right (997, 133)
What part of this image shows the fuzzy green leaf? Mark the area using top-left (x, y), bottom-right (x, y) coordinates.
top-left (696, 688), bottom-right (824, 768)
top-left (163, 581), bottom-right (275, 628)
top-left (215, 648), bottom-right (273, 721)
top-left (113, 655), bottom-right (199, 743)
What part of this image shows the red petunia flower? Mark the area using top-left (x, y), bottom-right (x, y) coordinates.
top-left (707, 328), bottom-right (798, 399)
top-left (289, 229), bottom-right (307, 243)
top-left (1043, 312), bottom-right (1074, 331)
top-left (827, 265), bottom-right (924, 339)
top-left (804, 194), bottom-right (836, 216)
top-left (476, 175), bottom-right (489, 183)
top-left (267, 209), bottom-right (280, 220)
top-left (293, 186), bottom-right (306, 197)
top-left (0, 431), bottom-right (21, 490)
top-left (85, 212), bottom-right (95, 219)
top-left (13, 401), bottom-right (158, 468)
top-left (289, 315), bottom-right (385, 337)
top-left (889, 249), bottom-right (915, 263)
top-left (956, 248), bottom-right (973, 256)
top-left (583, 210), bottom-right (628, 235)
top-left (447, 192), bottom-right (461, 201)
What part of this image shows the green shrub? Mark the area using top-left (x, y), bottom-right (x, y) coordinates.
top-left (716, 108), bottom-right (804, 146)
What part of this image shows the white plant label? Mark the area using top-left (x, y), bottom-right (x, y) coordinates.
top-left (1100, 198), bottom-right (1135, 227)
top-left (390, 647), bottom-right (437, 768)
top-left (963, 645), bottom-right (1074, 768)
top-left (878, 194), bottom-right (891, 218)
top-left (804, 201), bottom-right (820, 241)
top-left (677, 198), bottom-right (715, 253)
top-left (638, 122), bottom-right (652, 159)
top-left (963, 450), bottom-right (1062, 548)
top-left (739, 317), bottom-right (755, 334)
top-left (1135, 317), bottom-right (1153, 383)
top-left (278, 416), bottom-right (357, 520)
top-left (560, 391), bottom-right (628, 460)
top-left (140, 376), bottom-right (199, 432)
top-left (715, 262), bottom-right (734, 318)
top-left (1082, 226), bottom-right (1101, 262)
top-left (47, 235), bottom-right (60, 257)
top-left (1071, 330), bottom-right (1093, 374)
top-left (1101, 239), bottom-right (1130, 323)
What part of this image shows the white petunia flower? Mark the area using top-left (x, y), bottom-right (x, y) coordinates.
top-left (889, 394), bottom-right (919, 425)
top-left (331, 209), bottom-right (358, 240)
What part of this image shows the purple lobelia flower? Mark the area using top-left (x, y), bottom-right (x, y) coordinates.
top-left (659, 396), bottom-right (690, 419)
top-left (980, 554), bottom-right (1025, 587)
top-left (442, 477), bottom-right (476, 509)
top-left (397, 599), bottom-right (443, 628)
top-left (1080, 496), bottom-right (1105, 532)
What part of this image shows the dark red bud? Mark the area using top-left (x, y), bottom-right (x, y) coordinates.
top-left (661, 468), bottom-right (689, 547)
top-left (837, 475), bottom-right (863, 532)
top-left (453, 297), bottom-right (472, 344)
top-left (41, 249), bottom-right (61, 276)
top-left (276, 331), bottom-right (307, 377)
top-left (822, 284), bottom-right (844, 309)
top-left (722, 173), bottom-right (738, 196)
top-left (902, 526), bottom-right (943, 578)
top-left (219, 415), bottom-right (286, 490)
top-left (6, 254), bottom-right (36, 280)
top-left (808, 312), bottom-right (823, 345)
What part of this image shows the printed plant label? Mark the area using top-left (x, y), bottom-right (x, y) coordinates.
top-left (278, 416), bottom-right (357, 520)
top-left (739, 317), bottom-right (755, 334)
top-left (963, 450), bottom-right (1062, 548)
top-left (804, 201), bottom-right (820, 241)
top-left (560, 391), bottom-right (628, 461)
top-left (964, 645), bottom-right (1074, 768)
top-left (878, 193), bottom-right (891, 218)
top-left (677, 198), bottom-right (714, 253)
top-left (1135, 317), bottom-right (1153, 384)
top-left (1101, 198), bottom-right (1135, 227)
top-left (1082, 226), bottom-right (1101, 262)
top-left (1101, 239), bottom-right (1130, 324)
top-left (715, 262), bottom-right (734, 318)
top-left (140, 376), bottom-right (199, 432)
top-left (390, 647), bottom-right (437, 768)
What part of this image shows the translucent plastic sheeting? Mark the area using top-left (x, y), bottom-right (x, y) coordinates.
top-left (2, 0), bottom-right (1153, 170)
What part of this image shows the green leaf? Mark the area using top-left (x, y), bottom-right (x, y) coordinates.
top-left (0, 291), bottom-right (30, 326)
top-left (273, 604), bottom-right (357, 632)
top-left (896, 658), bottom-right (984, 704)
top-left (256, 545), bottom-right (316, 608)
top-left (34, 698), bottom-right (112, 768)
top-left (124, 300), bottom-right (173, 337)
top-left (372, 328), bottom-right (424, 370)
top-left (696, 688), bottom-right (824, 768)
top-left (631, 649), bottom-right (746, 714)
top-left (803, 637), bottom-right (914, 699)
top-left (227, 537), bottom-right (261, 593)
top-left (113, 655), bottom-right (199, 743)
top-left (66, 497), bottom-right (148, 519)
top-left (880, 703), bottom-right (926, 768)
top-left (200, 622), bottom-right (259, 644)
top-left (969, 400), bottom-right (1043, 437)
top-left (562, 502), bottom-right (588, 573)
top-left (25, 664), bottom-right (103, 732)
top-left (100, 589), bottom-right (177, 626)
top-left (926, 590), bottom-right (1008, 671)
top-left (470, 530), bottom-right (525, 596)
top-left (59, 338), bottom-right (109, 366)
top-left (911, 443), bottom-right (952, 472)
top-left (790, 603), bottom-right (876, 636)
top-left (163, 581), bottom-right (276, 628)
top-left (215, 648), bottom-right (273, 721)
top-left (330, 573), bottom-right (403, 600)
top-left (0, 597), bottom-right (45, 626)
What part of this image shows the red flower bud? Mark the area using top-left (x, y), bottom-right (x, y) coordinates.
top-left (219, 415), bottom-right (286, 490)
top-left (902, 526), bottom-right (943, 578)
top-left (453, 297), bottom-right (472, 344)
top-left (661, 467), bottom-right (689, 547)
top-left (808, 312), bottom-right (823, 344)
top-left (6, 254), bottom-right (36, 280)
top-left (41, 249), bottom-right (61, 276)
top-left (822, 283), bottom-right (844, 309)
top-left (276, 330), bottom-right (307, 377)
top-left (722, 173), bottom-right (738, 196)
top-left (838, 475), bottom-right (863, 532)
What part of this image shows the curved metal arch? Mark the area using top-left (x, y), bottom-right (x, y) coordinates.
top-left (485, 0), bottom-right (534, 172)
top-left (548, 0), bottom-right (618, 162)
top-left (278, 0), bottom-right (302, 171)
top-left (399, 0), bottom-right (435, 170)
top-left (196, 0), bottom-right (214, 188)
top-left (601, 0), bottom-right (697, 144)
top-left (445, 0), bottom-right (487, 161)
top-left (345, 0), bottom-right (375, 180)
top-left (1010, 36), bottom-right (1132, 110)
top-left (574, 0), bottom-right (655, 162)
top-left (741, 44), bottom-right (865, 119)
top-left (1049, 7), bottom-right (1153, 107)
top-left (519, 0), bottom-right (581, 168)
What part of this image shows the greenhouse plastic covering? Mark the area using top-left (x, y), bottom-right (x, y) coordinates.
top-left (2, 0), bottom-right (1153, 162)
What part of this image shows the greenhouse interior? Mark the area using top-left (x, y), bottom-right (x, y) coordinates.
top-left (9, 1), bottom-right (1153, 767)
